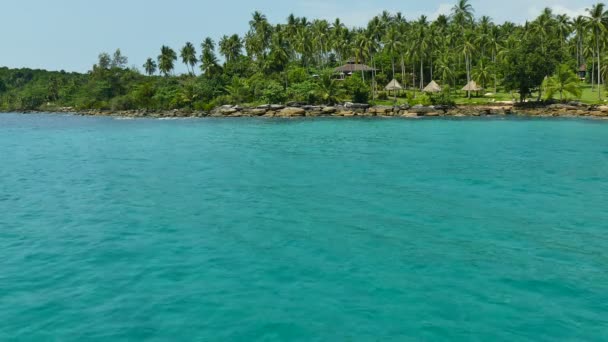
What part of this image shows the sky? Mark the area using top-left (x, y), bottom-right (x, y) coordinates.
top-left (0, 0), bottom-right (596, 73)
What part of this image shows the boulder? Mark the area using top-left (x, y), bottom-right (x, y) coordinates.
top-left (369, 106), bottom-right (393, 115)
top-left (219, 107), bottom-right (237, 115)
top-left (286, 102), bottom-right (306, 107)
top-left (410, 105), bottom-right (435, 114)
top-left (344, 102), bottom-right (370, 109)
top-left (322, 106), bottom-right (336, 114)
top-left (278, 107), bottom-right (306, 117)
top-left (250, 108), bottom-right (267, 116)
top-left (270, 104), bottom-right (285, 110)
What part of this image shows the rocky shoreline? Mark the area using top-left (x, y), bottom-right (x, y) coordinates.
top-left (6, 102), bottom-right (608, 119)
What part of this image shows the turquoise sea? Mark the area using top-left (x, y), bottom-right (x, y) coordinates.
top-left (1, 113), bottom-right (607, 341)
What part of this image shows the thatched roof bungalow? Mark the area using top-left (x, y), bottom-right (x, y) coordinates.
top-left (385, 79), bottom-right (403, 91)
top-left (334, 58), bottom-right (376, 74)
top-left (462, 80), bottom-right (483, 92)
top-left (423, 80), bottom-right (442, 93)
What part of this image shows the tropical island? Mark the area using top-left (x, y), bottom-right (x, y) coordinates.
top-left (2, 0), bottom-right (608, 118)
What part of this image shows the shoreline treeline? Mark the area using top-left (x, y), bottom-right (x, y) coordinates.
top-left (1, 0), bottom-right (607, 111)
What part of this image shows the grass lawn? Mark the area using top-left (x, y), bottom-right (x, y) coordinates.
top-left (369, 83), bottom-right (608, 107)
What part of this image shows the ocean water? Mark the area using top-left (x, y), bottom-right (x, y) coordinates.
top-left (1, 113), bottom-right (607, 341)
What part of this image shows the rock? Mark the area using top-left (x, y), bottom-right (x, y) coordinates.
top-left (286, 102), bottom-right (306, 107)
top-left (278, 107), bottom-right (306, 117)
top-left (369, 106), bottom-right (393, 115)
top-left (250, 108), bottom-right (267, 116)
top-left (270, 104), bottom-right (285, 110)
top-left (341, 110), bottom-right (355, 117)
top-left (256, 104), bottom-right (270, 109)
top-left (322, 106), bottom-right (336, 114)
top-left (344, 102), bottom-right (370, 109)
top-left (402, 111), bottom-right (418, 118)
top-left (410, 105), bottom-right (435, 114)
top-left (597, 105), bottom-right (608, 113)
top-left (424, 112), bottom-right (441, 117)
top-left (263, 110), bottom-right (276, 117)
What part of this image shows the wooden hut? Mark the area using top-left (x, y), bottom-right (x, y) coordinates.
top-left (423, 80), bottom-right (442, 93)
top-left (578, 64), bottom-right (587, 80)
top-left (334, 58), bottom-right (376, 79)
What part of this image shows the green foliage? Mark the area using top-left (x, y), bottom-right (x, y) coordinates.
top-left (343, 75), bottom-right (370, 103)
top-left (261, 81), bottom-right (286, 104)
top-left (4, 2), bottom-right (608, 111)
top-left (412, 93), bottom-right (432, 106)
top-left (287, 81), bottom-right (319, 104)
top-left (544, 64), bottom-right (582, 100)
top-left (430, 88), bottom-right (456, 106)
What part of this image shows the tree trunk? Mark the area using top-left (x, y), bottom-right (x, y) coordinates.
top-left (412, 62), bottom-right (416, 93)
top-left (466, 54), bottom-right (471, 99)
top-left (420, 59), bottom-right (424, 90)
top-left (401, 55), bottom-right (406, 86)
top-left (392, 57), bottom-right (396, 103)
top-left (597, 31), bottom-right (602, 101)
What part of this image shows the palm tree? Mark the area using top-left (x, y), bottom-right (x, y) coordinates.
top-left (572, 16), bottom-right (587, 67)
top-left (460, 30), bottom-right (476, 98)
top-left (436, 54), bottom-right (455, 91)
top-left (414, 16), bottom-right (429, 90)
top-left (383, 25), bottom-right (402, 81)
top-left (544, 64), bottom-right (582, 100)
top-left (180, 42), bottom-right (198, 76)
top-left (143, 58), bottom-right (157, 76)
top-left (219, 35), bottom-right (243, 63)
top-left (555, 14), bottom-right (572, 51)
top-left (451, 0), bottom-right (474, 27)
top-left (585, 3), bottom-right (608, 100)
top-left (158, 45), bottom-right (177, 76)
top-left (200, 37), bottom-right (219, 77)
top-left (472, 59), bottom-right (491, 89)
top-left (317, 71), bottom-right (344, 105)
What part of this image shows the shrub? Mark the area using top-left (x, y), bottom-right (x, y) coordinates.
top-left (261, 81), bottom-right (286, 104)
top-left (110, 95), bottom-right (136, 111)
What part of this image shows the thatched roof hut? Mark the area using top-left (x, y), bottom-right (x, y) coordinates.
top-left (462, 80), bottom-right (483, 92)
top-left (385, 79), bottom-right (403, 91)
top-left (423, 80), bottom-right (442, 93)
top-left (334, 58), bottom-right (376, 73)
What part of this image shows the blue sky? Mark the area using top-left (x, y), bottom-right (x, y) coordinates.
top-left (0, 0), bottom-right (595, 73)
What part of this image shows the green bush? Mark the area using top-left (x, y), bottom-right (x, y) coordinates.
top-left (261, 81), bottom-right (286, 104)
top-left (110, 95), bottom-right (136, 111)
top-left (412, 93), bottom-right (432, 106)
top-left (431, 89), bottom-right (455, 106)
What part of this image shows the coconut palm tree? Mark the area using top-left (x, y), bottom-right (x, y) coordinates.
top-left (451, 0), bottom-right (474, 27)
top-left (143, 58), bottom-right (157, 76)
top-left (572, 16), bottom-right (587, 67)
top-left (180, 42), bottom-right (198, 76)
top-left (383, 25), bottom-right (402, 81)
top-left (585, 3), bottom-right (608, 100)
top-left (544, 64), bottom-right (582, 100)
top-left (219, 35), bottom-right (243, 63)
top-left (460, 30), bottom-right (476, 98)
top-left (200, 38), bottom-right (219, 77)
top-left (472, 59), bottom-right (491, 89)
top-left (158, 45), bottom-right (177, 76)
